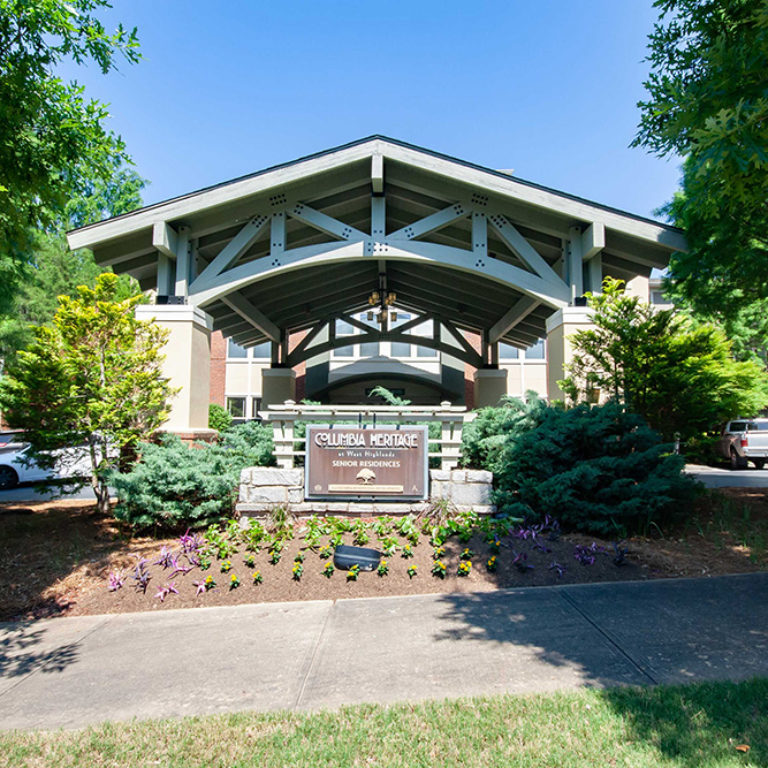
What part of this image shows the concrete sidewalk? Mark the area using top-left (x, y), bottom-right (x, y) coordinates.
top-left (1, 573), bottom-right (767, 731)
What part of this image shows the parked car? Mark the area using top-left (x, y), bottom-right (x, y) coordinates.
top-left (716, 419), bottom-right (768, 470)
top-left (0, 439), bottom-right (92, 490)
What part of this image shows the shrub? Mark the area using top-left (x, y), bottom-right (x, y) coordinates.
top-left (493, 402), bottom-right (699, 536)
top-left (460, 393), bottom-right (547, 471)
top-left (111, 422), bottom-right (275, 530)
top-left (208, 403), bottom-right (232, 433)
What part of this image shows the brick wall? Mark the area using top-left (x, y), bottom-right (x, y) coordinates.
top-left (289, 330), bottom-right (308, 402)
top-left (209, 330), bottom-right (226, 407)
top-left (463, 330), bottom-right (482, 410)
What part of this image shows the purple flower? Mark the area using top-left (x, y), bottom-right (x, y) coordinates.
top-left (107, 570), bottom-right (124, 591)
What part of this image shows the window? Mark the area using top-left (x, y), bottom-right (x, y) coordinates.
top-left (251, 341), bottom-right (271, 359)
top-left (333, 319), bottom-right (356, 358)
top-left (251, 397), bottom-right (262, 420)
top-left (499, 343), bottom-right (519, 359)
top-left (525, 339), bottom-right (545, 360)
top-left (226, 396), bottom-right (246, 422)
top-left (227, 340), bottom-right (247, 359)
top-left (360, 341), bottom-right (379, 357)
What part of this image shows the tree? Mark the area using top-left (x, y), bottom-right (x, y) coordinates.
top-left (560, 278), bottom-right (768, 441)
top-left (0, 0), bottom-right (140, 313)
top-left (0, 167), bottom-right (146, 366)
top-left (0, 274), bottom-right (174, 514)
top-left (634, 0), bottom-right (768, 312)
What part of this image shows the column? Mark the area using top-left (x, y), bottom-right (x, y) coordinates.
top-left (261, 368), bottom-right (297, 407)
top-left (135, 304), bottom-right (216, 437)
top-left (473, 368), bottom-right (508, 408)
top-left (545, 306), bottom-right (595, 403)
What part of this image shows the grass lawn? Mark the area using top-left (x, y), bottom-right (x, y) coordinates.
top-left (2, 679), bottom-right (766, 768)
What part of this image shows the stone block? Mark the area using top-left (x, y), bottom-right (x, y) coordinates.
top-left (372, 503), bottom-right (414, 515)
top-left (293, 502), bottom-right (326, 514)
top-left (466, 469), bottom-right (493, 484)
top-left (238, 486), bottom-right (249, 503)
top-left (248, 486), bottom-right (288, 504)
top-left (451, 469), bottom-right (467, 484)
top-left (235, 503), bottom-right (271, 514)
top-left (326, 502), bottom-right (350, 514)
top-left (448, 482), bottom-right (492, 507)
top-left (249, 467), bottom-right (304, 486)
top-left (350, 503), bottom-right (374, 515)
top-left (289, 502), bottom-right (317, 514)
top-left (239, 468), bottom-right (252, 484)
top-left (287, 488), bottom-right (305, 504)
top-left (429, 469), bottom-right (451, 482)
top-left (429, 481), bottom-right (446, 499)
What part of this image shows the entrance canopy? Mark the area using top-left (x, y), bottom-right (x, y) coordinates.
top-left (68, 136), bottom-right (686, 356)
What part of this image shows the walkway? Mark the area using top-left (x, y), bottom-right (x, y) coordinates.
top-left (1, 573), bottom-right (767, 731)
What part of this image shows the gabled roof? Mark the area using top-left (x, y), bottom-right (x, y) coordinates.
top-left (68, 135), bottom-right (685, 253)
top-left (65, 136), bottom-right (686, 350)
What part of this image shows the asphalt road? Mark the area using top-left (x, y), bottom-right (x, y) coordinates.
top-left (0, 482), bottom-right (101, 503)
top-left (684, 464), bottom-right (768, 488)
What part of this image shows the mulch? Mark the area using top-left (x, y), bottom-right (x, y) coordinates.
top-left (1, 488), bottom-right (766, 622)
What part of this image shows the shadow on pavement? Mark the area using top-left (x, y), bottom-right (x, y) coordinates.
top-left (0, 620), bottom-right (80, 678)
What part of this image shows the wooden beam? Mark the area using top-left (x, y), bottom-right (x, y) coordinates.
top-left (371, 195), bottom-right (386, 238)
top-left (271, 211), bottom-right (286, 256)
top-left (388, 202), bottom-right (469, 241)
top-left (288, 320), bottom-right (328, 361)
top-left (190, 214), bottom-right (269, 294)
top-left (156, 253), bottom-right (173, 295)
top-left (174, 227), bottom-right (191, 297)
top-left (287, 202), bottom-right (366, 242)
top-left (221, 292), bottom-right (280, 342)
top-left (472, 212), bottom-right (487, 258)
top-left (489, 296), bottom-right (539, 343)
top-left (567, 226), bottom-right (584, 300)
top-left (440, 318), bottom-right (482, 360)
top-left (371, 153), bottom-right (384, 194)
top-left (487, 213), bottom-right (566, 290)
top-left (152, 221), bottom-right (178, 259)
top-left (586, 252), bottom-right (603, 294)
top-left (582, 222), bottom-right (605, 261)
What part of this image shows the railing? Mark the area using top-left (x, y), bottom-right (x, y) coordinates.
top-left (259, 400), bottom-right (467, 470)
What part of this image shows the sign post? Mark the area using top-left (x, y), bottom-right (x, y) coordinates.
top-left (305, 425), bottom-right (428, 501)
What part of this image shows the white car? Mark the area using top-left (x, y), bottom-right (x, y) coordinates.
top-left (0, 436), bottom-right (92, 490)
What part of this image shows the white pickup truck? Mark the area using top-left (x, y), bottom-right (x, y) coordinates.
top-left (717, 419), bottom-right (768, 470)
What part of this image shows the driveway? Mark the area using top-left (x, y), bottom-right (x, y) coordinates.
top-left (685, 463), bottom-right (768, 488)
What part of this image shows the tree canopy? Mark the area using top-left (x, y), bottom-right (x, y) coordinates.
top-left (560, 278), bottom-right (768, 442)
top-left (0, 274), bottom-right (174, 513)
top-left (634, 0), bottom-right (768, 312)
top-left (0, 166), bottom-right (146, 366)
top-left (0, 0), bottom-right (140, 312)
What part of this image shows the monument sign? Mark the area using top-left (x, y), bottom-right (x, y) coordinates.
top-left (305, 425), bottom-right (428, 501)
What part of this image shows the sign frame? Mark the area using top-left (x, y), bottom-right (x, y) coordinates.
top-left (304, 424), bottom-right (429, 502)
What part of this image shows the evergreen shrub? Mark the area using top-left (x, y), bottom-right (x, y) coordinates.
top-left (460, 393), bottom-right (547, 472)
top-left (492, 402), bottom-right (699, 535)
top-left (112, 421), bottom-right (275, 529)
top-left (208, 403), bottom-right (232, 433)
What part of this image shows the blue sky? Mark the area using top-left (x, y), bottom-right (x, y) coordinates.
top-left (62, 1), bottom-right (681, 220)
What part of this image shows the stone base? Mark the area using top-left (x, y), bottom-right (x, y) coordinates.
top-left (154, 428), bottom-right (219, 444)
top-left (235, 467), bottom-right (495, 520)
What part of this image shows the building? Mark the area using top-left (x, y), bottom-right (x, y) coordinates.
top-left (67, 137), bottom-right (686, 436)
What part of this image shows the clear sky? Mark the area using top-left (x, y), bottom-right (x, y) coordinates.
top-left (61, 0), bottom-right (682, 220)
